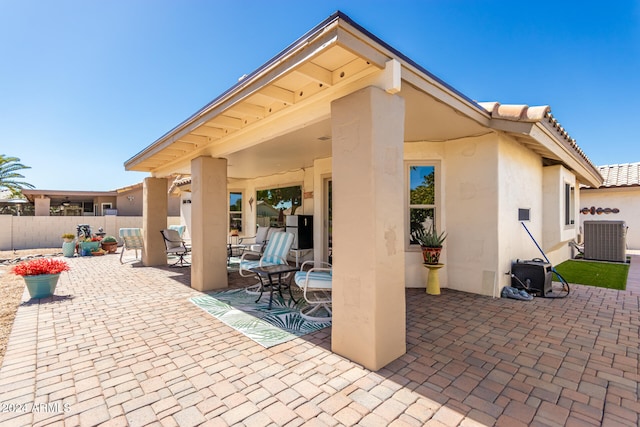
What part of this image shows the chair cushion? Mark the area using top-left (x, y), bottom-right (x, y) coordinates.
top-left (295, 271), bottom-right (332, 289)
top-left (168, 225), bottom-right (186, 237)
top-left (119, 228), bottom-right (142, 237)
top-left (261, 232), bottom-right (294, 264)
top-left (255, 226), bottom-right (270, 244)
top-left (240, 259), bottom-right (261, 271)
top-left (119, 228), bottom-right (143, 249)
top-left (266, 227), bottom-right (284, 240)
top-left (240, 259), bottom-right (281, 271)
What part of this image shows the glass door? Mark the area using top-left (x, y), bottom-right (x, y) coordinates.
top-left (324, 178), bottom-right (332, 263)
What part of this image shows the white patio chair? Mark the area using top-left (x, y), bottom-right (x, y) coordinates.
top-left (238, 225), bottom-right (281, 255)
top-left (239, 231), bottom-right (295, 293)
top-left (160, 228), bottom-right (191, 267)
top-left (119, 228), bottom-right (144, 264)
top-left (294, 261), bottom-right (332, 322)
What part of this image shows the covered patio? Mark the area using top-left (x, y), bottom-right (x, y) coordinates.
top-left (0, 252), bottom-right (638, 426)
top-left (124, 11), bottom-right (603, 372)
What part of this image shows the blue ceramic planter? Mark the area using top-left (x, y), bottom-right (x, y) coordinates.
top-left (62, 241), bottom-right (75, 257)
top-left (23, 273), bottom-right (61, 299)
top-left (79, 241), bottom-right (100, 256)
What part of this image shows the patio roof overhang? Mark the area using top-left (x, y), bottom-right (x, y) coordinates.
top-left (21, 189), bottom-right (118, 204)
top-left (481, 103), bottom-right (603, 187)
top-left (124, 11), bottom-right (492, 180)
top-left (125, 11), bottom-right (601, 189)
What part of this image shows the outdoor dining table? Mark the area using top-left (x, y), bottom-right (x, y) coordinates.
top-left (249, 264), bottom-right (299, 309)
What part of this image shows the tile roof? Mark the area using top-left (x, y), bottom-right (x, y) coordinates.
top-left (478, 102), bottom-right (596, 171)
top-left (596, 162), bottom-right (640, 187)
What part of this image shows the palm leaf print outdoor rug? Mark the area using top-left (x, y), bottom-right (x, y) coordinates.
top-left (189, 288), bottom-right (331, 348)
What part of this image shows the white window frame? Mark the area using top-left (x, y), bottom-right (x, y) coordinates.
top-left (564, 181), bottom-right (575, 228)
top-left (406, 161), bottom-right (440, 250)
top-left (229, 191), bottom-right (243, 234)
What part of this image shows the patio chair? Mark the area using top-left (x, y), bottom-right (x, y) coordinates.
top-left (238, 225), bottom-right (284, 255)
top-left (239, 231), bottom-right (295, 292)
top-left (160, 228), bottom-right (191, 267)
top-left (293, 261), bottom-right (332, 322)
top-left (168, 224), bottom-right (186, 238)
top-left (119, 228), bottom-right (144, 264)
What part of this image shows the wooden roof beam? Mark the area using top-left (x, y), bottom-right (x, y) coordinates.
top-left (295, 62), bottom-right (333, 87)
top-left (227, 102), bottom-right (266, 119)
top-left (208, 115), bottom-right (243, 130)
top-left (259, 85), bottom-right (295, 104)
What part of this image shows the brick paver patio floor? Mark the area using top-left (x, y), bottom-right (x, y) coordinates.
top-left (1, 252), bottom-right (638, 426)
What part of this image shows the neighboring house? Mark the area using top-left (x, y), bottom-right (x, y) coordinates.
top-left (20, 182), bottom-right (181, 216)
top-left (0, 190), bottom-right (30, 215)
top-left (580, 162), bottom-right (640, 249)
top-left (124, 12), bottom-right (601, 370)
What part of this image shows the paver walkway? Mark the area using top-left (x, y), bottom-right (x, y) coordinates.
top-left (0, 253), bottom-right (638, 426)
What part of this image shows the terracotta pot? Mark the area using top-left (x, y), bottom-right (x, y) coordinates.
top-left (101, 241), bottom-right (118, 253)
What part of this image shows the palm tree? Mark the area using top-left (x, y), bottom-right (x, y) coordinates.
top-left (0, 154), bottom-right (35, 193)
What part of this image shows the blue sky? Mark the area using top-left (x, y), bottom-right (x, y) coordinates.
top-left (1, 1), bottom-right (638, 191)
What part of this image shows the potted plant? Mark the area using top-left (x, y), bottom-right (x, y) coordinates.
top-left (412, 225), bottom-right (447, 264)
top-left (61, 233), bottom-right (76, 257)
top-left (78, 236), bottom-right (102, 256)
top-left (11, 258), bottom-right (70, 298)
top-left (101, 235), bottom-right (118, 253)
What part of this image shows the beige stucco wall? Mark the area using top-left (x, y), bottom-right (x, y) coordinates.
top-left (34, 197), bottom-right (50, 216)
top-left (117, 187), bottom-right (181, 216)
top-left (443, 134), bottom-right (500, 295)
top-left (580, 187), bottom-right (640, 250)
top-left (496, 134), bottom-right (546, 291)
top-left (116, 188), bottom-right (144, 216)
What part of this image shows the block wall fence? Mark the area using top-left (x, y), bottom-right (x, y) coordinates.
top-left (0, 215), bottom-right (182, 250)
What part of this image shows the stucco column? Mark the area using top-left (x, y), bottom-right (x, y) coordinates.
top-left (191, 156), bottom-right (228, 291)
top-left (34, 197), bottom-right (50, 216)
top-left (331, 86), bottom-right (406, 370)
top-left (142, 177), bottom-right (168, 266)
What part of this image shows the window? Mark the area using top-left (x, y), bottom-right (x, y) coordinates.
top-left (83, 201), bottom-right (94, 214)
top-left (256, 185), bottom-right (302, 227)
top-left (229, 192), bottom-right (242, 233)
top-left (564, 183), bottom-right (575, 226)
top-left (408, 165), bottom-right (437, 246)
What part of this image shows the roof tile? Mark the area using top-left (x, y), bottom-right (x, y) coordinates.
top-left (594, 163), bottom-right (640, 187)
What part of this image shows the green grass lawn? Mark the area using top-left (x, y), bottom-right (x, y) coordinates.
top-left (553, 259), bottom-right (629, 290)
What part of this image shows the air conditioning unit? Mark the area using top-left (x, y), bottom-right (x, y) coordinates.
top-left (583, 221), bottom-right (627, 262)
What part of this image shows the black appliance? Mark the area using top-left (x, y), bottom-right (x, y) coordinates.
top-left (511, 259), bottom-right (553, 297)
top-left (285, 215), bottom-right (313, 249)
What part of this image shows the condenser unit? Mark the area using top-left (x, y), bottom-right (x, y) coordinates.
top-left (583, 221), bottom-right (627, 262)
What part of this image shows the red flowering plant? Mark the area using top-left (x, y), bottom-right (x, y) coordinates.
top-left (11, 258), bottom-right (70, 276)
